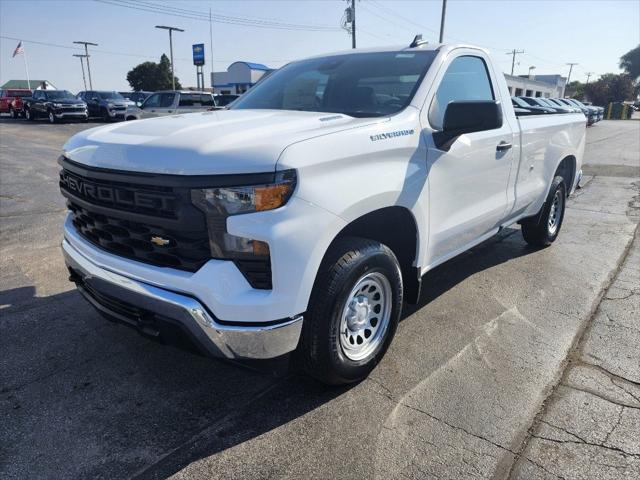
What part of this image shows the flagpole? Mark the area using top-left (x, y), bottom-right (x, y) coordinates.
top-left (22, 43), bottom-right (31, 90)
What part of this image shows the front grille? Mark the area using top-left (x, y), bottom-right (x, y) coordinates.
top-left (60, 162), bottom-right (211, 272)
top-left (68, 201), bottom-right (211, 271)
top-left (60, 158), bottom-right (275, 288)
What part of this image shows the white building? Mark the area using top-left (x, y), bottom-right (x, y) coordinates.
top-left (504, 73), bottom-right (566, 98)
top-left (211, 61), bottom-right (273, 94)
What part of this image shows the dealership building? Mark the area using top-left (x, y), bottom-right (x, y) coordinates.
top-left (211, 61), bottom-right (273, 94)
top-left (504, 73), bottom-right (567, 98)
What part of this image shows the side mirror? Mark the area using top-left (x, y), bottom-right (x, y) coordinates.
top-left (433, 100), bottom-right (503, 150)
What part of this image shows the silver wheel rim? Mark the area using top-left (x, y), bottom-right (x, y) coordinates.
top-left (26, 110), bottom-right (30, 119)
top-left (49, 112), bottom-right (54, 123)
top-left (548, 189), bottom-right (563, 235)
top-left (339, 272), bottom-right (392, 361)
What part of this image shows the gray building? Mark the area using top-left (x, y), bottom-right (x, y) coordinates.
top-left (504, 73), bottom-right (566, 98)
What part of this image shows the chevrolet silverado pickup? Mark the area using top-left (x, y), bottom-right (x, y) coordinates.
top-left (24, 90), bottom-right (88, 123)
top-left (60, 40), bottom-right (586, 385)
top-left (0, 88), bottom-right (31, 118)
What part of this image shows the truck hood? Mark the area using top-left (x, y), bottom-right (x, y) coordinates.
top-left (63, 109), bottom-right (386, 175)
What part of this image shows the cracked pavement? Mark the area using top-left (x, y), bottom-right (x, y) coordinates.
top-left (1, 118), bottom-right (639, 479)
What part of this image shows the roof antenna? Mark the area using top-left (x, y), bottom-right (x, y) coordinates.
top-left (410, 34), bottom-right (427, 48)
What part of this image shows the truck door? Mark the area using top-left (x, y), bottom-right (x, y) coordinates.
top-left (423, 53), bottom-right (515, 263)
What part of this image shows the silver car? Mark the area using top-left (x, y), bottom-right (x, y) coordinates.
top-left (125, 91), bottom-right (221, 120)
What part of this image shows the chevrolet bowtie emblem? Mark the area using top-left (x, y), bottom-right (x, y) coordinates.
top-left (150, 236), bottom-right (170, 247)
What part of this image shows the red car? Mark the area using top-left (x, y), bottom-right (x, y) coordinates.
top-left (0, 89), bottom-right (32, 118)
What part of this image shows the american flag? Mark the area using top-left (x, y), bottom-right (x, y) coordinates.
top-left (12, 41), bottom-right (24, 57)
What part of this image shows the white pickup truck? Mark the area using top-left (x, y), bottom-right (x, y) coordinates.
top-left (60, 40), bottom-right (586, 384)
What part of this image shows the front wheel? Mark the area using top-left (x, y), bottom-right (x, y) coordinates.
top-left (25, 108), bottom-right (34, 121)
top-left (10, 108), bottom-right (18, 119)
top-left (521, 176), bottom-right (567, 247)
top-left (48, 110), bottom-right (56, 124)
top-left (299, 237), bottom-right (403, 385)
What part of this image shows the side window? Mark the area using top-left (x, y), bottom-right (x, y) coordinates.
top-left (200, 94), bottom-right (215, 107)
top-left (143, 93), bottom-right (161, 108)
top-left (159, 93), bottom-right (176, 108)
top-left (428, 56), bottom-right (494, 130)
top-left (178, 94), bottom-right (199, 107)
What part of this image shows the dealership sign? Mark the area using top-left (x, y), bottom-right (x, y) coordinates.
top-left (192, 44), bottom-right (205, 66)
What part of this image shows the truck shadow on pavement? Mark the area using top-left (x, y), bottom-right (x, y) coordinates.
top-left (0, 227), bottom-right (539, 479)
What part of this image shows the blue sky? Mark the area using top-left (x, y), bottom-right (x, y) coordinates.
top-left (1, 0), bottom-right (638, 91)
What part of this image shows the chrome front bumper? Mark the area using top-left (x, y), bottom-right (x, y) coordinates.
top-left (62, 239), bottom-right (303, 360)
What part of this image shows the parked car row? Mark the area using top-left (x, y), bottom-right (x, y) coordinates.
top-left (1, 88), bottom-right (240, 124)
top-left (512, 95), bottom-right (603, 125)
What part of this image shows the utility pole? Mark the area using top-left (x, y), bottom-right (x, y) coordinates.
top-left (438, 0), bottom-right (447, 43)
top-left (528, 65), bottom-right (536, 79)
top-left (585, 71), bottom-right (594, 85)
top-left (506, 49), bottom-right (525, 76)
top-left (73, 41), bottom-right (97, 89)
top-left (565, 62), bottom-right (578, 86)
top-left (73, 54), bottom-right (89, 91)
top-left (209, 8), bottom-right (214, 89)
top-left (351, 0), bottom-right (356, 49)
top-left (156, 25), bottom-right (185, 90)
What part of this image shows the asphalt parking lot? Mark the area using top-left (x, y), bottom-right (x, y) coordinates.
top-left (1, 117), bottom-right (639, 479)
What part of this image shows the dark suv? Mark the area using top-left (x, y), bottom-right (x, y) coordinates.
top-left (77, 91), bottom-right (128, 121)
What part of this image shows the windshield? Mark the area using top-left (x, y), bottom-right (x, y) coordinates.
top-left (512, 96), bottom-right (530, 108)
top-left (46, 90), bottom-right (76, 99)
top-left (231, 51), bottom-right (437, 117)
top-left (98, 91), bottom-right (125, 100)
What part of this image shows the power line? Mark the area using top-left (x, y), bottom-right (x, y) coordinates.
top-left (95, 0), bottom-right (342, 32)
top-left (0, 35), bottom-right (290, 64)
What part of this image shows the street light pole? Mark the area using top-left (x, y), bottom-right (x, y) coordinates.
top-left (73, 41), bottom-right (97, 89)
top-left (438, 0), bottom-right (447, 43)
top-left (73, 54), bottom-right (89, 91)
top-left (155, 25), bottom-right (185, 90)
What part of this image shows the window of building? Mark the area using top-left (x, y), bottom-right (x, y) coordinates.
top-left (515, 88), bottom-right (523, 96)
top-left (525, 89), bottom-right (533, 96)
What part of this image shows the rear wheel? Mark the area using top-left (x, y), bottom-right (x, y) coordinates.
top-left (521, 176), bottom-right (566, 247)
top-left (299, 237), bottom-right (403, 385)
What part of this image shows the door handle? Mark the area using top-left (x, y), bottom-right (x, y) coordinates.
top-left (496, 141), bottom-right (512, 151)
top-left (167, 110), bottom-right (173, 113)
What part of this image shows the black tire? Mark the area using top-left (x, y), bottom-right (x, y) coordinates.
top-left (521, 176), bottom-right (567, 247)
top-left (25, 108), bottom-right (34, 121)
top-left (101, 108), bottom-right (110, 122)
top-left (299, 237), bottom-right (403, 385)
top-left (48, 110), bottom-right (56, 124)
top-left (10, 108), bottom-right (17, 119)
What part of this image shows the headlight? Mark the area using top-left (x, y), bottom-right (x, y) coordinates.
top-left (191, 170), bottom-right (296, 260)
top-left (53, 103), bottom-right (63, 108)
top-left (107, 102), bottom-right (115, 109)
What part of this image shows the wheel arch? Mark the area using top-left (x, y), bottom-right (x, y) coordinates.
top-left (328, 206), bottom-right (422, 304)
top-left (554, 155), bottom-right (577, 196)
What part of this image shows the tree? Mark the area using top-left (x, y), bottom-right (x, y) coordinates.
top-left (619, 44), bottom-right (640, 80)
top-left (126, 54), bottom-right (181, 91)
top-left (584, 73), bottom-right (635, 106)
top-left (566, 80), bottom-right (585, 100)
